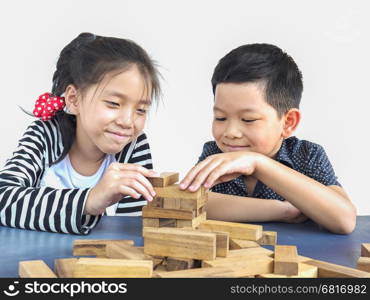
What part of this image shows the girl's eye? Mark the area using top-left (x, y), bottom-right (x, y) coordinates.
top-left (105, 101), bottom-right (119, 107)
top-left (242, 119), bottom-right (256, 123)
top-left (215, 117), bottom-right (226, 121)
top-left (137, 109), bottom-right (147, 115)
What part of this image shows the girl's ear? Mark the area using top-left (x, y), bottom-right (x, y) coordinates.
top-left (64, 85), bottom-right (80, 115)
top-left (282, 108), bottom-right (301, 138)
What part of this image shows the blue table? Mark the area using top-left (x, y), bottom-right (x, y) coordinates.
top-left (0, 216), bottom-right (369, 277)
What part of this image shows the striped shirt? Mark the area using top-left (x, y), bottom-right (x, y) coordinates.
top-left (0, 119), bottom-right (153, 235)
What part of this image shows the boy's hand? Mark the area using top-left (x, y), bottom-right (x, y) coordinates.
top-left (278, 200), bottom-right (308, 223)
top-left (179, 151), bottom-right (261, 192)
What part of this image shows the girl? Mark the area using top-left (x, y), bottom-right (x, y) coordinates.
top-left (0, 32), bottom-right (161, 235)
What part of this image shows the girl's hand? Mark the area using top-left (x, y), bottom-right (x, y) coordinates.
top-left (179, 151), bottom-right (261, 192)
top-left (84, 163), bottom-right (158, 215)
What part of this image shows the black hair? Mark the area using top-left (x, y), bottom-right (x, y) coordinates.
top-left (211, 43), bottom-right (303, 117)
top-left (46, 32), bottom-right (161, 165)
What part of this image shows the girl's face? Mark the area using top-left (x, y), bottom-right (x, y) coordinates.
top-left (69, 64), bottom-right (151, 157)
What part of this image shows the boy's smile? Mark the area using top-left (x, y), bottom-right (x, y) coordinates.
top-left (212, 82), bottom-right (286, 159)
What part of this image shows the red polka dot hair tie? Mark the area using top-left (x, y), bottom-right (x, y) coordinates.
top-left (33, 93), bottom-right (65, 121)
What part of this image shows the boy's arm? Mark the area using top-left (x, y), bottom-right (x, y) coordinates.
top-left (254, 155), bottom-right (356, 234)
top-left (206, 191), bottom-right (303, 222)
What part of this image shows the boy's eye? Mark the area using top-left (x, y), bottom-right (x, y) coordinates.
top-left (215, 117), bottom-right (226, 121)
top-left (242, 119), bottom-right (256, 123)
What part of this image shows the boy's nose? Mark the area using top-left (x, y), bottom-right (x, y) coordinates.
top-left (224, 125), bottom-right (243, 139)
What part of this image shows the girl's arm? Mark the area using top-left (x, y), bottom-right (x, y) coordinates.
top-left (0, 120), bottom-right (100, 234)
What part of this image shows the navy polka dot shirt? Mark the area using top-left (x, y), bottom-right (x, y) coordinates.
top-left (198, 137), bottom-right (341, 200)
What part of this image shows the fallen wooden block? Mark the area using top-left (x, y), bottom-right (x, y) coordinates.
top-left (229, 239), bottom-right (260, 250)
top-left (106, 242), bottom-right (153, 261)
top-left (274, 245), bottom-right (299, 276)
top-left (258, 263), bottom-right (318, 278)
top-left (148, 172), bottom-right (179, 187)
top-left (357, 257), bottom-right (370, 272)
top-left (55, 258), bottom-right (78, 278)
top-left (19, 260), bottom-right (57, 278)
top-left (202, 256), bottom-right (274, 276)
top-left (361, 243), bottom-right (370, 257)
top-left (305, 259), bottom-right (370, 278)
top-left (227, 247), bottom-right (274, 258)
top-left (165, 257), bottom-right (197, 271)
top-left (73, 239), bottom-right (134, 257)
top-left (143, 227), bottom-right (216, 260)
top-left (73, 258), bottom-right (153, 278)
top-left (155, 266), bottom-right (256, 278)
top-left (176, 212), bottom-right (207, 229)
top-left (197, 219), bottom-right (263, 241)
top-left (258, 231), bottom-right (277, 245)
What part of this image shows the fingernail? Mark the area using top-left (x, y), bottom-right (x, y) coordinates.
top-left (189, 185), bottom-right (196, 191)
top-left (204, 182), bottom-right (210, 188)
top-left (151, 191), bottom-right (156, 197)
top-left (148, 196), bottom-right (153, 201)
top-left (150, 171), bottom-right (159, 176)
top-left (179, 183), bottom-right (185, 189)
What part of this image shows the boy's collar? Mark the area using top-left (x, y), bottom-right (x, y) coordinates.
top-left (274, 138), bottom-right (294, 168)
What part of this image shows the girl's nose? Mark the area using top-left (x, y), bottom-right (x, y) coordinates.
top-left (116, 110), bottom-right (134, 128)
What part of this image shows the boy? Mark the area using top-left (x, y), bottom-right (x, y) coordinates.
top-left (179, 44), bottom-right (356, 234)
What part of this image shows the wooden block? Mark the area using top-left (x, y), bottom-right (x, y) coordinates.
top-left (357, 257), bottom-right (370, 272)
top-left (19, 260), bottom-right (57, 278)
top-left (258, 231), bottom-right (277, 245)
top-left (156, 266), bottom-right (261, 278)
top-left (73, 239), bottom-right (134, 257)
top-left (197, 219), bottom-right (263, 241)
top-left (230, 239), bottom-right (260, 250)
top-left (227, 247), bottom-right (274, 257)
top-left (154, 184), bottom-right (206, 204)
top-left (361, 243), bottom-right (370, 257)
top-left (165, 257), bottom-right (196, 271)
top-left (274, 245), bottom-right (299, 276)
top-left (143, 217), bottom-right (159, 227)
top-left (202, 256), bottom-right (274, 276)
top-left (159, 218), bottom-right (177, 227)
top-left (180, 198), bottom-right (206, 211)
top-left (179, 227), bottom-right (229, 257)
top-left (142, 206), bottom-right (195, 220)
top-left (143, 227), bottom-right (216, 260)
top-left (147, 197), bottom-right (164, 208)
top-left (55, 258), bottom-right (78, 278)
top-left (106, 242), bottom-right (153, 261)
top-left (305, 259), bottom-right (370, 278)
top-left (176, 212), bottom-right (207, 229)
top-left (73, 258), bottom-right (153, 278)
top-left (163, 198), bottom-right (181, 210)
top-left (258, 263), bottom-right (318, 278)
top-left (148, 172), bottom-right (179, 187)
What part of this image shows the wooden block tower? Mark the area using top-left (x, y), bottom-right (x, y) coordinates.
top-left (143, 172), bottom-right (207, 229)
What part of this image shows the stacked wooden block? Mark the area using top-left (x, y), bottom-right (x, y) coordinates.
top-left (142, 172), bottom-right (207, 229)
top-left (357, 243), bottom-right (370, 272)
top-left (17, 172), bottom-right (370, 278)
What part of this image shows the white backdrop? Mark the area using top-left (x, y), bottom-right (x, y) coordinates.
top-left (1, 0), bottom-right (369, 214)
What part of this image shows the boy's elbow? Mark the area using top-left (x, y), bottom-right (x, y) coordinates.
top-left (333, 210), bottom-right (357, 235)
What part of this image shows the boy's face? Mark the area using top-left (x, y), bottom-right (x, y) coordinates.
top-left (212, 82), bottom-right (285, 158)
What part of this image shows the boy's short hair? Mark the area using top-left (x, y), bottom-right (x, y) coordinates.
top-left (211, 43), bottom-right (303, 117)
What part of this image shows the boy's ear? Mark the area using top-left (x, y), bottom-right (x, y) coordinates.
top-left (282, 108), bottom-right (301, 138)
top-left (64, 85), bottom-right (80, 115)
